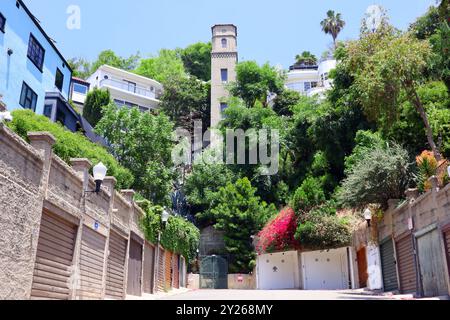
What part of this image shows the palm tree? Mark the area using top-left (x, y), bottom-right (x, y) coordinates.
top-left (295, 51), bottom-right (318, 66)
top-left (320, 10), bottom-right (346, 49)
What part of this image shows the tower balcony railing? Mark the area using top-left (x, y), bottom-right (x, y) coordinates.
top-left (100, 78), bottom-right (159, 100)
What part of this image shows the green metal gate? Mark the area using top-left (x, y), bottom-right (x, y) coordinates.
top-left (380, 237), bottom-right (399, 292)
top-left (200, 255), bottom-right (228, 289)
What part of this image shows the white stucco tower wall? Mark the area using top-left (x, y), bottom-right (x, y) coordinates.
top-left (210, 24), bottom-right (238, 129)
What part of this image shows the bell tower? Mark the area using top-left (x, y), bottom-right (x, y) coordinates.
top-left (210, 24), bottom-right (238, 129)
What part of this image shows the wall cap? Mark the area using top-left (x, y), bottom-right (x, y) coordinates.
top-left (27, 132), bottom-right (56, 146)
top-left (104, 176), bottom-right (117, 184)
top-left (70, 158), bottom-right (92, 170)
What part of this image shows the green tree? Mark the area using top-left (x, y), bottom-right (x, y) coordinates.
top-left (210, 178), bottom-right (276, 273)
top-left (180, 42), bottom-right (212, 81)
top-left (184, 161), bottom-right (237, 220)
top-left (320, 10), bottom-right (346, 49)
top-left (90, 50), bottom-right (140, 73)
top-left (135, 49), bottom-right (186, 84)
top-left (68, 57), bottom-right (91, 79)
top-left (272, 89), bottom-right (302, 117)
top-left (95, 104), bottom-right (175, 205)
top-left (337, 142), bottom-right (412, 210)
top-left (290, 177), bottom-right (326, 212)
top-left (295, 51), bottom-right (318, 66)
top-left (159, 76), bottom-right (210, 133)
top-left (82, 88), bottom-right (111, 127)
top-left (346, 21), bottom-right (442, 160)
top-left (230, 61), bottom-right (285, 108)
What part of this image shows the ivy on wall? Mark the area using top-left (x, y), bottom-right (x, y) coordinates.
top-left (139, 200), bottom-right (200, 262)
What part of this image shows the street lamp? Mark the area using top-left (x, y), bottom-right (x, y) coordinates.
top-left (85, 162), bottom-right (107, 194)
top-left (93, 162), bottom-right (107, 193)
top-left (364, 208), bottom-right (372, 228)
top-left (162, 208), bottom-right (170, 225)
top-left (0, 111), bottom-right (13, 122)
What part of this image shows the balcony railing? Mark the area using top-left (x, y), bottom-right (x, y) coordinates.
top-left (100, 78), bottom-right (158, 99)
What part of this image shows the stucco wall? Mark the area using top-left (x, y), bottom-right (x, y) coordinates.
top-left (228, 273), bottom-right (256, 290)
top-left (0, 123), bottom-right (46, 299)
top-left (0, 125), bottom-right (184, 299)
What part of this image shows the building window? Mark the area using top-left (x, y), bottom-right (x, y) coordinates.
top-left (311, 82), bottom-right (318, 88)
top-left (125, 80), bottom-right (137, 93)
top-left (221, 38), bottom-right (227, 48)
top-left (73, 83), bottom-right (88, 94)
top-left (55, 68), bottom-right (64, 91)
top-left (0, 12), bottom-right (6, 33)
top-left (221, 69), bottom-right (228, 83)
top-left (220, 103), bottom-right (228, 113)
top-left (20, 82), bottom-right (38, 111)
top-left (304, 82), bottom-right (311, 91)
top-left (27, 34), bottom-right (45, 71)
top-left (43, 104), bottom-right (53, 119)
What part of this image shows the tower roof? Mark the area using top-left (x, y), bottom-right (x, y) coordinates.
top-left (211, 24), bottom-right (238, 36)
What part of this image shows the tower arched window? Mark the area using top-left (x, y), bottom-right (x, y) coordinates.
top-left (221, 38), bottom-right (227, 48)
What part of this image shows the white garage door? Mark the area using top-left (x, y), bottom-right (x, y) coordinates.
top-left (302, 247), bottom-right (350, 290)
top-left (257, 251), bottom-right (298, 290)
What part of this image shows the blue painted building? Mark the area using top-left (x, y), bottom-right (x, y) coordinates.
top-left (0, 0), bottom-right (72, 116)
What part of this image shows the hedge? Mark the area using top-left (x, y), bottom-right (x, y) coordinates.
top-left (7, 109), bottom-right (134, 189)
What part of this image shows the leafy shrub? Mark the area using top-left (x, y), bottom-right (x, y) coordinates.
top-left (416, 150), bottom-right (438, 192)
top-left (7, 110), bottom-right (133, 189)
top-left (139, 200), bottom-right (200, 262)
top-left (416, 150), bottom-right (449, 192)
top-left (295, 204), bottom-right (351, 250)
top-left (337, 142), bottom-right (412, 209)
top-left (290, 177), bottom-right (326, 212)
top-left (256, 208), bottom-right (301, 254)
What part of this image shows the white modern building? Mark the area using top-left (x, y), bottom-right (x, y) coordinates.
top-left (285, 58), bottom-right (337, 98)
top-left (85, 65), bottom-right (163, 112)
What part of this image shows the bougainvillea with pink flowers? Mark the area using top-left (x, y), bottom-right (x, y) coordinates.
top-left (256, 207), bottom-right (301, 254)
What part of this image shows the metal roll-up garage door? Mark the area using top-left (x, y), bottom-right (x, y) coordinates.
top-left (165, 251), bottom-right (173, 290)
top-left (416, 229), bottom-right (448, 297)
top-left (380, 238), bottom-right (398, 292)
top-left (105, 231), bottom-right (127, 299)
top-left (143, 243), bottom-right (155, 294)
top-left (172, 254), bottom-right (179, 289)
top-left (395, 235), bottom-right (417, 294)
top-left (31, 212), bottom-right (77, 300)
top-left (78, 226), bottom-right (107, 300)
top-left (445, 230), bottom-right (450, 277)
top-left (156, 248), bottom-right (165, 292)
top-left (126, 238), bottom-right (143, 296)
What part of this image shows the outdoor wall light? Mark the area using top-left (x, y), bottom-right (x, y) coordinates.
top-left (364, 208), bottom-right (372, 228)
top-left (85, 162), bottom-right (107, 194)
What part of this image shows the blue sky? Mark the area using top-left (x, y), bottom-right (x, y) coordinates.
top-left (23, 0), bottom-right (436, 69)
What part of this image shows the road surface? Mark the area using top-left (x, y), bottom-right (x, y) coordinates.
top-left (158, 289), bottom-right (392, 300)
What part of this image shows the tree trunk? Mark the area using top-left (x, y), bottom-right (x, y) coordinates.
top-left (403, 81), bottom-right (442, 161)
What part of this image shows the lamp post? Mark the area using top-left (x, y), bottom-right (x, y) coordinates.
top-left (153, 208), bottom-right (171, 293)
top-left (364, 208), bottom-right (372, 228)
top-left (84, 162), bottom-right (107, 194)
